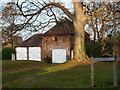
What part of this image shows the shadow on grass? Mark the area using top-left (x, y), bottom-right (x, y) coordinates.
top-left (2, 61), bottom-right (120, 88)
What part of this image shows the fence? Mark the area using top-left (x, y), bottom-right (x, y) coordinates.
top-left (91, 57), bottom-right (120, 87)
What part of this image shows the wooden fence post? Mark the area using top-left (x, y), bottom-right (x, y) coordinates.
top-left (113, 61), bottom-right (118, 86)
top-left (91, 58), bottom-right (95, 87)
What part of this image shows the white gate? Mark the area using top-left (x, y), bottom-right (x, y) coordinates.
top-left (29, 47), bottom-right (41, 61)
top-left (16, 47), bottom-right (27, 60)
top-left (52, 49), bottom-right (66, 63)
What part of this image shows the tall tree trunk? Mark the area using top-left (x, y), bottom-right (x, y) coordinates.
top-left (73, 21), bottom-right (88, 60)
top-left (73, 2), bottom-right (88, 60)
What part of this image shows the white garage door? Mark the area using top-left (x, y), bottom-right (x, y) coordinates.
top-left (29, 47), bottom-right (41, 61)
top-left (52, 49), bottom-right (66, 63)
top-left (16, 47), bottom-right (27, 60)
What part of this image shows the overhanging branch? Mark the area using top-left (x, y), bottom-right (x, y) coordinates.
top-left (16, 2), bottom-right (74, 20)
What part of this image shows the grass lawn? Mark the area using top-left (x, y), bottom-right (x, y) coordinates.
top-left (2, 60), bottom-right (120, 88)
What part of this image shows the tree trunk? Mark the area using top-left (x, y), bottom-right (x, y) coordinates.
top-left (73, 20), bottom-right (88, 60)
top-left (73, 2), bottom-right (88, 60)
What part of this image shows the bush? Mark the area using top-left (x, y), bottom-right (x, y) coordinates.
top-left (1, 47), bottom-right (14, 60)
top-left (100, 35), bottom-right (114, 57)
top-left (44, 56), bottom-right (52, 63)
top-left (85, 41), bottom-right (102, 58)
top-left (101, 41), bottom-right (113, 57)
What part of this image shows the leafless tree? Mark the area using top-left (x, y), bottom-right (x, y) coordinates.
top-left (1, 2), bottom-right (23, 41)
top-left (8, 0), bottom-right (119, 60)
top-left (87, 2), bottom-right (120, 43)
top-left (2, 35), bottom-right (23, 48)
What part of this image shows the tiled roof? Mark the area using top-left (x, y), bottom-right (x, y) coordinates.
top-left (16, 34), bottom-right (42, 47)
top-left (44, 19), bottom-right (74, 35)
top-left (16, 19), bottom-right (90, 47)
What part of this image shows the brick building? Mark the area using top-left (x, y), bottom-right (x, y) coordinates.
top-left (15, 19), bottom-right (90, 63)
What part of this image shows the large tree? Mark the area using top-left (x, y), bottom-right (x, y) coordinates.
top-left (87, 2), bottom-right (120, 43)
top-left (13, 0), bottom-right (117, 60)
top-left (1, 2), bottom-right (21, 42)
top-left (1, 1), bottom-right (35, 41)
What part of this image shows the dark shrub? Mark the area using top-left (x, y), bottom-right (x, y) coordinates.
top-left (101, 41), bottom-right (114, 57)
top-left (1, 47), bottom-right (14, 60)
top-left (100, 34), bottom-right (114, 57)
top-left (44, 56), bottom-right (52, 63)
top-left (85, 41), bottom-right (102, 58)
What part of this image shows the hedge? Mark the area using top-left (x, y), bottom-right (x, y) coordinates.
top-left (1, 47), bottom-right (14, 60)
top-left (85, 41), bottom-right (102, 58)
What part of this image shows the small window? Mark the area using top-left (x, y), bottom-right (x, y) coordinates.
top-left (54, 37), bottom-right (57, 41)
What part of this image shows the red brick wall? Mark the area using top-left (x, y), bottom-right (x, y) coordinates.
top-left (41, 35), bottom-right (74, 60)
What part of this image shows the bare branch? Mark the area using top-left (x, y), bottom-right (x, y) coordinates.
top-left (16, 2), bottom-right (74, 20)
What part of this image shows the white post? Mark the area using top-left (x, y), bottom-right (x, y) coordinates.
top-left (112, 2), bottom-right (117, 87)
top-left (71, 50), bottom-right (73, 59)
top-left (91, 57), bottom-right (95, 87)
top-left (12, 54), bottom-right (15, 61)
top-left (113, 61), bottom-right (117, 86)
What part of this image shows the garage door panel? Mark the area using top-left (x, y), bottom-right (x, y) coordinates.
top-left (16, 47), bottom-right (27, 60)
top-left (29, 47), bottom-right (41, 61)
top-left (52, 49), bottom-right (66, 63)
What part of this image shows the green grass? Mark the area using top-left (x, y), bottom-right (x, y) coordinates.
top-left (2, 60), bottom-right (120, 88)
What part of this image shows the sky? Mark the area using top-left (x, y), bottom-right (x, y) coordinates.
top-left (1, 0), bottom-right (118, 40)
top-left (0, 0), bottom-right (95, 41)
top-left (0, 0), bottom-right (75, 40)
top-left (0, 0), bottom-right (119, 3)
